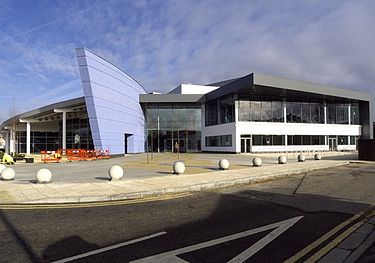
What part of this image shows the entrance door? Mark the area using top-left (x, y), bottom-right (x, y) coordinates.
top-left (124, 133), bottom-right (132, 154)
top-left (240, 137), bottom-right (252, 153)
top-left (329, 138), bottom-right (337, 151)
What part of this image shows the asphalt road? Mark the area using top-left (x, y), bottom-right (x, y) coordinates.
top-left (0, 163), bottom-right (374, 263)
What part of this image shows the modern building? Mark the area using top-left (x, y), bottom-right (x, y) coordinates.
top-left (0, 48), bottom-right (373, 155)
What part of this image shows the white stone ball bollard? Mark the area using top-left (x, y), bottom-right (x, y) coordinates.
top-left (0, 164), bottom-right (6, 174)
top-left (1, 167), bottom-right (15, 180)
top-left (278, 156), bottom-right (287, 164)
top-left (173, 161), bottom-right (185, 174)
top-left (109, 165), bottom-right (124, 181)
top-left (314, 153), bottom-right (322, 160)
top-left (298, 154), bottom-right (306, 162)
top-left (218, 159), bottom-right (230, 170)
top-left (36, 168), bottom-right (52, 183)
top-left (252, 157), bottom-right (262, 167)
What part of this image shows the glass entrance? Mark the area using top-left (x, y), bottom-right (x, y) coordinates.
top-left (329, 138), bottom-right (337, 151)
top-left (240, 136), bottom-right (252, 153)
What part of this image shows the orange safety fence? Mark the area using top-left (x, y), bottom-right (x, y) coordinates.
top-left (59, 149), bottom-right (111, 161)
top-left (41, 150), bottom-right (62, 163)
top-left (66, 149), bottom-right (81, 161)
top-left (96, 149), bottom-right (111, 159)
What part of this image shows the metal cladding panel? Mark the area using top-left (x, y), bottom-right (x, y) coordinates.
top-left (76, 48), bottom-right (146, 154)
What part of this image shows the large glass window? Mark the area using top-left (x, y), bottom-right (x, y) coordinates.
top-left (291, 102), bottom-right (302, 123)
top-left (301, 103), bottom-right (310, 123)
top-left (15, 117), bottom-right (93, 153)
top-left (338, 136), bottom-right (348, 145)
top-left (238, 97), bottom-right (283, 122)
top-left (351, 103), bottom-right (360, 124)
top-left (205, 95), bottom-right (235, 126)
top-left (219, 95), bottom-right (235, 124)
top-left (145, 103), bottom-right (202, 153)
top-left (238, 100), bottom-right (250, 121)
top-left (272, 101), bottom-right (283, 122)
top-left (205, 135), bottom-right (232, 147)
top-left (327, 103), bottom-right (336, 124)
top-left (336, 104), bottom-right (349, 124)
top-left (261, 101), bottom-right (272, 122)
top-left (205, 100), bottom-right (219, 126)
top-left (252, 135), bottom-right (284, 146)
top-left (288, 135), bottom-right (326, 145)
top-left (310, 103), bottom-right (324, 124)
top-left (250, 101), bottom-right (261, 121)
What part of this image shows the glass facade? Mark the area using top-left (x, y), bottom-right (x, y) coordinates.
top-left (144, 103), bottom-right (201, 153)
top-left (64, 118), bottom-right (94, 150)
top-left (252, 135), bottom-right (285, 145)
top-left (238, 96), bottom-right (283, 122)
top-left (238, 96), bottom-right (360, 125)
top-left (15, 117), bottom-right (94, 153)
top-left (205, 94), bottom-right (235, 126)
top-left (286, 102), bottom-right (325, 123)
top-left (16, 131), bottom-right (61, 153)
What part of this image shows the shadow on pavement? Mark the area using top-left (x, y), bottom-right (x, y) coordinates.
top-left (38, 189), bottom-right (370, 262)
top-left (0, 210), bottom-right (41, 262)
top-left (42, 236), bottom-right (99, 262)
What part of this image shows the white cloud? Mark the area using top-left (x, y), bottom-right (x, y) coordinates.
top-left (1, 0), bottom-right (375, 124)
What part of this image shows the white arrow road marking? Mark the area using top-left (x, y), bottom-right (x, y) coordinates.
top-left (51, 231), bottom-right (167, 263)
top-left (131, 216), bottom-right (303, 263)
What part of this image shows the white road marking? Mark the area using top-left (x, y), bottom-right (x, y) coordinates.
top-left (51, 231), bottom-right (167, 263)
top-left (131, 216), bottom-right (303, 263)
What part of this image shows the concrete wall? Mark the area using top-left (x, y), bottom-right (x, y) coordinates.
top-left (76, 48), bottom-right (146, 154)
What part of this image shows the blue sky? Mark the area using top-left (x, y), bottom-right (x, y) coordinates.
top-left (0, 0), bottom-right (374, 123)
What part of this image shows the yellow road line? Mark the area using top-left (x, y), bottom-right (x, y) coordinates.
top-left (0, 192), bottom-right (192, 210)
top-left (284, 204), bottom-right (375, 263)
top-left (304, 221), bottom-right (364, 262)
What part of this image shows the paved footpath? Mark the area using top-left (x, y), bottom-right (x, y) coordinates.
top-left (317, 213), bottom-right (375, 263)
top-left (0, 160), bottom-right (348, 204)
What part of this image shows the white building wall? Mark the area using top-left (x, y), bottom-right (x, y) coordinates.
top-left (201, 120), bottom-right (361, 153)
top-left (236, 122), bottom-right (361, 136)
top-left (169, 84), bottom-right (219, 94)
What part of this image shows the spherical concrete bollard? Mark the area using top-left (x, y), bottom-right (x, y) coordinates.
top-left (298, 154), bottom-right (306, 162)
top-left (1, 167), bottom-right (15, 180)
top-left (173, 161), bottom-right (185, 174)
top-left (218, 159), bottom-right (230, 170)
top-left (109, 165), bottom-right (124, 181)
top-left (0, 164), bottom-right (6, 174)
top-left (278, 156), bottom-right (287, 164)
top-left (252, 157), bottom-right (262, 167)
top-left (314, 153), bottom-right (322, 160)
top-left (36, 168), bottom-right (52, 183)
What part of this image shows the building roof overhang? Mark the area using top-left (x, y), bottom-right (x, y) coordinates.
top-left (0, 97), bottom-right (86, 129)
top-left (204, 73), bottom-right (371, 102)
top-left (139, 94), bottom-right (204, 103)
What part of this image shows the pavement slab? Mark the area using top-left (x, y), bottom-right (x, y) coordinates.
top-left (0, 160), bottom-right (351, 204)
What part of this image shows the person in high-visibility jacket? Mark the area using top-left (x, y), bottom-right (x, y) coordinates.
top-left (2, 153), bottom-right (14, 165)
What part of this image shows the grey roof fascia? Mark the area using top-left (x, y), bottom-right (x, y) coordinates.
top-left (206, 76), bottom-right (243, 87)
top-left (204, 74), bottom-right (253, 101)
top-left (203, 72), bottom-right (371, 102)
top-left (0, 97), bottom-right (85, 129)
top-left (139, 94), bottom-right (204, 103)
top-left (253, 73), bottom-right (371, 101)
